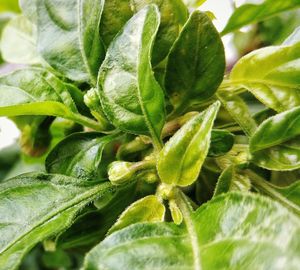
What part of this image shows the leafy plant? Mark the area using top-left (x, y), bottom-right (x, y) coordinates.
top-left (0, 0), bottom-right (299, 269)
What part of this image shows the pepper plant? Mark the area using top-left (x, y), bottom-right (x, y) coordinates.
top-left (0, 0), bottom-right (300, 269)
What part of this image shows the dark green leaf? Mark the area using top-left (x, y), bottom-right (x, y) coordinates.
top-left (46, 132), bottom-right (118, 180)
top-left (0, 173), bottom-right (114, 269)
top-left (83, 192), bottom-right (300, 270)
top-left (208, 130), bottom-right (234, 157)
top-left (222, 0), bottom-right (300, 35)
top-left (250, 106), bottom-right (300, 170)
top-left (157, 102), bottom-right (220, 186)
top-left (98, 5), bottom-right (165, 148)
top-left (37, 0), bottom-right (105, 84)
top-left (165, 11), bottom-right (225, 115)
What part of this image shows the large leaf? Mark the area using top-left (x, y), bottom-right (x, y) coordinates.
top-left (98, 5), bottom-right (165, 149)
top-left (0, 68), bottom-right (102, 130)
top-left (83, 192), bottom-right (300, 270)
top-left (0, 173), bottom-right (114, 270)
top-left (230, 28), bottom-right (300, 113)
top-left (222, 0), bottom-right (300, 35)
top-left (165, 11), bottom-right (225, 115)
top-left (37, 0), bottom-right (105, 84)
top-left (250, 106), bottom-right (300, 170)
top-left (157, 101), bottom-right (220, 186)
top-left (100, 0), bottom-right (187, 65)
top-left (46, 132), bottom-right (118, 180)
top-left (0, 15), bottom-right (41, 64)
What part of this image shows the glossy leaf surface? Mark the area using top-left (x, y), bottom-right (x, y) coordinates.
top-left (83, 192), bottom-right (300, 270)
top-left (230, 28), bottom-right (300, 113)
top-left (250, 106), bottom-right (300, 170)
top-left (0, 15), bottom-right (41, 64)
top-left (0, 173), bottom-right (114, 270)
top-left (165, 11), bottom-right (225, 114)
top-left (222, 0), bottom-right (300, 35)
top-left (157, 102), bottom-right (220, 186)
top-left (109, 195), bottom-right (165, 234)
top-left (46, 132), bottom-right (118, 180)
top-left (37, 0), bottom-right (105, 83)
top-left (98, 5), bottom-right (165, 147)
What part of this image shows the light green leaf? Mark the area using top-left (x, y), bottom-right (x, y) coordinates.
top-left (222, 0), bottom-right (300, 35)
top-left (0, 15), bottom-right (42, 64)
top-left (37, 0), bottom-right (105, 84)
top-left (46, 132), bottom-right (118, 180)
top-left (273, 180), bottom-right (300, 207)
top-left (230, 28), bottom-right (300, 113)
top-left (0, 68), bottom-right (103, 131)
top-left (250, 106), bottom-right (300, 170)
top-left (83, 192), bottom-right (300, 270)
top-left (217, 91), bottom-right (257, 137)
top-left (165, 11), bottom-right (225, 115)
top-left (214, 166), bottom-right (251, 196)
top-left (0, 0), bottom-right (20, 13)
top-left (109, 195), bottom-right (165, 234)
top-left (0, 173), bottom-right (115, 270)
top-left (182, 0), bottom-right (207, 8)
top-left (19, 0), bottom-right (37, 22)
top-left (157, 101), bottom-right (220, 187)
top-left (98, 5), bottom-right (165, 149)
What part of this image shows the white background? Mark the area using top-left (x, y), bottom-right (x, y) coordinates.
top-left (0, 0), bottom-right (238, 150)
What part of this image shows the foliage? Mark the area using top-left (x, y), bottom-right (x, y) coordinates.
top-left (0, 0), bottom-right (299, 269)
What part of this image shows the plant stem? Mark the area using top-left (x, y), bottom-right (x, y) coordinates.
top-left (246, 170), bottom-right (300, 215)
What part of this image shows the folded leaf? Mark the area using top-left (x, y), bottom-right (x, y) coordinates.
top-left (83, 192), bottom-right (300, 270)
top-left (229, 27), bottom-right (300, 113)
top-left (0, 68), bottom-right (102, 130)
top-left (109, 195), bottom-right (165, 234)
top-left (250, 106), bottom-right (300, 170)
top-left (222, 0), bottom-right (300, 35)
top-left (37, 0), bottom-right (105, 84)
top-left (165, 11), bottom-right (225, 115)
top-left (157, 101), bottom-right (220, 186)
top-left (46, 132), bottom-right (118, 180)
top-left (98, 5), bottom-right (165, 148)
top-left (0, 173), bottom-right (114, 270)
top-left (0, 15), bottom-right (42, 64)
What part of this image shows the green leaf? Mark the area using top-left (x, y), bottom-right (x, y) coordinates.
top-left (182, 0), bottom-right (207, 8)
top-left (109, 195), bottom-right (165, 234)
top-left (100, 0), bottom-right (188, 65)
top-left (37, 0), bottom-right (105, 84)
top-left (0, 15), bottom-right (42, 64)
top-left (83, 192), bottom-right (300, 270)
top-left (98, 5), bottom-right (165, 149)
top-left (273, 180), bottom-right (300, 207)
top-left (222, 0), bottom-right (300, 35)
top-left (157, 101), bottom-right (220, 187)
top-left (217, 91), bottom-right (257, 137)
top-left (229, 28), bottom-right (300, 113)
top-left (46, 132), bottom-right (118, 180)
top-left (214, 166), bottom-right (251, 196)
top-left (0, 0), bottom-right (20, 13)
top-left (208, 130), bottom-right (234, 157)
top-left (19, 0), bottom-right (37, 22)
top-left (250, 106), bottom-right (300, 170)
top-left (165, 11), bottom-right (225, 115)
top-left (0, 173), bottom-right (114, 270)
top-left (0, 68), bottom-right (102, 131)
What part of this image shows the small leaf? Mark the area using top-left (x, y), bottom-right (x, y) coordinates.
top-left (98, 5), bottom-right (165, 148)
top-left (165, 11), bottom-right (225, 115)
top-left (0, 173), bottom-right (115, 270)
top-left (0, 0), bottom-right (20, 13)
top-left (37, 0), bottom-right (105, 84)
top-left (214, 166), bottom-right (251, 196)
top-left (46, 132), bottom-right (118, 180)
top-left (83, 192), bottom-right (300, 270)
top-left (169, 199), bottom-right (183, 225)
top-left (208, 130), bottom-right (234, 157)
top-left (0, 15), bottom-right (42, 64)
top-left (222, 0), bottom-right (300, 35)
top-left (250, 106), bottom-right (300, 170)
top-left (229, 27), bottom-right (300, 113)
top-left (109, 195), bottom-right (165, 234)
top-left (157, 101), bottom-right (220, 187)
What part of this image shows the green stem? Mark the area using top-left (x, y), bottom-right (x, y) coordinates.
top-left (246, 170), bottom-right (300, 215)
top-left (174, 189), bottom-right (202, 270)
